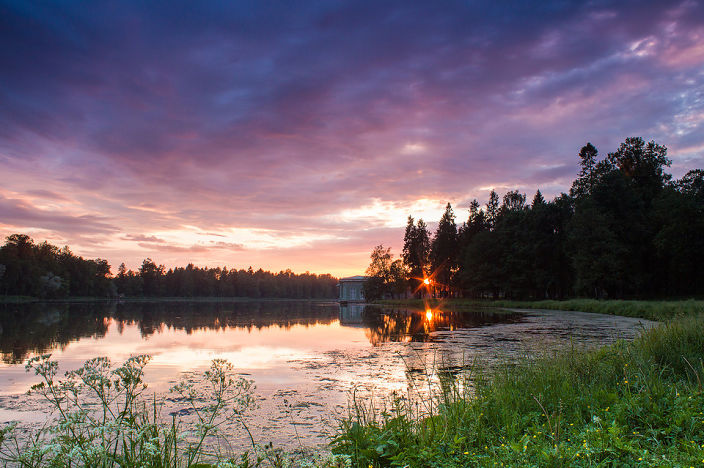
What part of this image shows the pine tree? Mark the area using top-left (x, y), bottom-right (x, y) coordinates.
top-left (486, 190), bottom-right (499, 230)
top-left (570, 142), bottom-right (599, 198)
top-left (430, 203), bottom-right (458, 294)
top-left (402, 216), bottom-right (430, 296)
top-left (532, 190), bottom-right (545, 208)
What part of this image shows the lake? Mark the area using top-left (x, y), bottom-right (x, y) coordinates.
top-left (0, 300), bottom-right (654, 452)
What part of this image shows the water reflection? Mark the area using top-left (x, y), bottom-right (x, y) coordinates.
top-left (0, 301), bottom-right (339, 364)
top-left (340, 303), bottom-right (524, 346)
top-left (0, 301), bottom-right (522, 363)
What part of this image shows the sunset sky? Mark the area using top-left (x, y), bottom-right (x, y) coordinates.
top-left (1, 0), bottom-right (703, 277)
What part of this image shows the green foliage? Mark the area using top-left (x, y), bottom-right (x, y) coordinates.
top-left (0, 235), bottom-right (339, 300)
top-left (363, 246), bottom-right (406, 301)
top-left (402, 217), bottom-right (431, 295)
top-left (0, 234), bottom-right (114, 298)
top-left (458, 191), bottom-right (572, 299)
top-left (115, 263), bottom-right (339, 299)
top-left (0, 355), bottom-right (263, 467)
top-left (332, 314), bottom-right (704, 466)
top-left (429, 203), bottom-right (458, 292)
top-left (446, 136), bottom-right (704, 299)
top-left (0, 353), bottom-right (358, 467)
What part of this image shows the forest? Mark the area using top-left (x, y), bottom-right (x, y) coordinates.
top-left (0, 235), bottom-right (338, 299)
top-left (365, 137), bottom-right (704, 300)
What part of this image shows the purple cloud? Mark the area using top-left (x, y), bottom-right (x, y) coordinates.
top-left (1, 0), bottom-right (703, 275)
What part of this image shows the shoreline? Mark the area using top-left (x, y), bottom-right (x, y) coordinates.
top-left (377, 297), bottom-right (704, 321)
top-left (0, 296), bottom-right (339, 304)
top-left (332, 311), bottom-right (704, 466)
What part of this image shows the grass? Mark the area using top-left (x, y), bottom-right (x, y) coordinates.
top-left (331, 313), bottom-right (704, 466)
top-left (379, 298), bottom-right (704, 321)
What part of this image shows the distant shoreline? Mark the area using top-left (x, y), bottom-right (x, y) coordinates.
top-left (0, 296), bottom-right (339, 304)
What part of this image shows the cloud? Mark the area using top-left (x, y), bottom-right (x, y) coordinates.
top-left (122, 234), bottom-right (167, 244)
top-left (24, 190), bottom-right (72, 202)
top-left (1, 0), bottom-right (703, 275)
top-left (0, 195), bottom-right (119, 235)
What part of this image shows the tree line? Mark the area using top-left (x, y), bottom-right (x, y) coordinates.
top-left (0, 234), bottom-right (338, 299)
top-left (364, 137), bottom-right (704, 300)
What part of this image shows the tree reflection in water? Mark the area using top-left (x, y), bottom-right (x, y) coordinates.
top-left (1, 301), bottom-right (524, 365)
top-left (339, 303), bottom-right (525, 398)
top-left (354, 304), bottom-right (524, 346)
top-left (0, 301), bottom-right (340, 364)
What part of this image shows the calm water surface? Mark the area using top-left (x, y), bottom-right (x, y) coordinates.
top-left (0, 300), bottom-right (655, 451)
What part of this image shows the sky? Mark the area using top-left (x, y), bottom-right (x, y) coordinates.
top-left (1, 0), bottom-right (703, 277)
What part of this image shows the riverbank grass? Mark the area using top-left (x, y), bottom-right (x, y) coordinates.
top-left (332, 314), bottom-right (704, 466)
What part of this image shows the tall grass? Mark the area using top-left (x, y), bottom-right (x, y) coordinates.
top-left (331, 314), bottom-right (704, 466)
